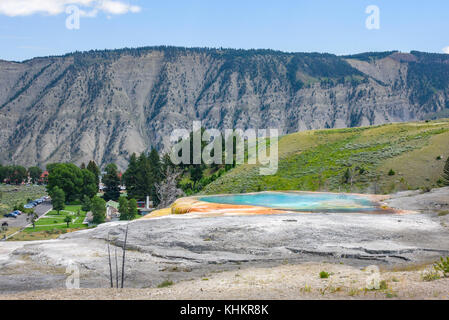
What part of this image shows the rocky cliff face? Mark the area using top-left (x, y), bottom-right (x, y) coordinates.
top-left (0, 47), bottom-right (448, 170)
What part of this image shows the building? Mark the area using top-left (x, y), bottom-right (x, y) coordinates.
top-left (38, 171), bottom-right (49, 185)
top-left (137, 196), bottom-right (154, 215)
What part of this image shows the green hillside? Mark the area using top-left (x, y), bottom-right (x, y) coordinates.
top-left (202, 119), bottom-right (449, 195)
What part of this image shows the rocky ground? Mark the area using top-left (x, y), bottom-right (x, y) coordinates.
top-left (1, 263), bottom-right (448, 300)
top-left (0, 187), bottom-right (448, 299)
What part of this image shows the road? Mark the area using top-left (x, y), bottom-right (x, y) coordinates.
top-left (0, 201), bottom-right (53, 239)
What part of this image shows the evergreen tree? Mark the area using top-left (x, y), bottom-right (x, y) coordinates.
top-left (81, 195), bottom-right (92, 212)
top-left (135, 153), bottom-right (152, 200)
top-left (91, 196), bottom-right (106, 224)
top-left (28, 166), bottom-right (43, 184)
top-left (118, 197), bottom-right (129, 220)
top-left (103, 163), bottom-right (121, 201)
top-left (149, 148), bottom-right (162, 182)
top-left (148, 148), bottom-right (162, 205)
top-left (0, 164), bottom-right (6, 183)
top-left (81, 169), bottom-right (97, 199)
top-left (127, 198), bottom-right (138, 220)
top-left (443, 155), bottom-right (449, 186)
top-left (9, 166), bottom-right (27, 185)
top-left (190, 164), bottom-right (203, 185)
top-left (161, 153), bottom-right (175, 178)
top-left (123, 153), bottom-right (139, 199)
top-left (87, 160), bottom-right (100, 187)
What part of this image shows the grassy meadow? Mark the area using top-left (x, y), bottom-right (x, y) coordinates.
top-left (202, 119), bottom-right (449, 195)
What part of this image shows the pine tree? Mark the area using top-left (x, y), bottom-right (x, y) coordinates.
top-left (136, 153), bottom-right (152, 200)
top-left (103, 163), bottom-right (121, 201)
top-left (118, 197), bottom-right (129, 220)
top-left (81, 195), bottom-right (92, 212)
top-left (149, 148), bottom-right (162, 183)
top-left (127, 199), bottom-right (138, 220)
top-left (91, 196), bottom-right (106, 224)
top-left (87, 160), bottom-right (100, 187)
top-left (123, 153), bottom-right (139, 199)
top-left (161, 153), bottom-right (175, 178)
top-left (28, 166), bottom-right (43, 184)
top-left (148, 148), bottom-right (162, 205)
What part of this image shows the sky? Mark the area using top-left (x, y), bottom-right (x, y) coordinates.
top-left (0, 0), bottom-right (448, 61)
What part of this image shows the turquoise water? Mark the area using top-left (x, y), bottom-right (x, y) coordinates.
top-left (198, 192), bottom-right (379, 213)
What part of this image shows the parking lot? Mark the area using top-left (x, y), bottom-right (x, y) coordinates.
top-left (0, 201), bottom-right (53, 229)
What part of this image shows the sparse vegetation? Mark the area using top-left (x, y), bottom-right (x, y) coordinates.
top-left (0, 185), bottom-right (47, 216)
top-left (348, 288), bottom-right (359, 296)
top-left (385, 290), bottom-right (398, 298)
top-left (433, 257), bottom-right (449, 278)
top-left (202, 120), bottom-right (449, 195)
top-left (157, 280), bottom-right (174, 288)
top-left (422, 271), bottom-right (441, 282)
top-left (300, 285), bottom-right (312, 293)
top-left (438, 210), bottom-right (449, 216)
top-left (442, 156), bottom-right (449, 186)
top-left (379, 280), bottom-right (388, 290)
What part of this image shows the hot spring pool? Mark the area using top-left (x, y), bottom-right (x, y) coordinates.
top-left (198, 192), bottom-right (381, 213)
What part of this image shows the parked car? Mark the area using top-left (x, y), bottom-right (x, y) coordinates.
top-left (12, 210), bottom-right (22, 215)
top-left (24, 203), bottom-right (34, 209)
top-left (4, 213), bottom-right (17, 218)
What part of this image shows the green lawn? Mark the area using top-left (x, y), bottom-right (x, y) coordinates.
top-left (23, 204), bottom-right (88, 233)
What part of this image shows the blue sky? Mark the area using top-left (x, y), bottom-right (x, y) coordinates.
top-left (0, 0), bottom-right (448, 61)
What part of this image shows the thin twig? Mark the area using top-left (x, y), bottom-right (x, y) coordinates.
top-left (115, 247), bottom-right (119, 289)
top-left (121, 223), bottom-right (129, 289)
top-left (107, 232), bottom-right (113, 288)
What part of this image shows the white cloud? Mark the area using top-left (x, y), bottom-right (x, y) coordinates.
top-left (99, 0), bottom-right (141, 15)
top-left (0, 0), bottom-right (141, 17)
top-left (443, 47), bottom-right (449, 54)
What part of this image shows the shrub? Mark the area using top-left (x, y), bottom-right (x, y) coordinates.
top-left (385, 291), bottom-right (398, 298)
top-left (157, 280), bottom-right (174, 288)
top-left (388, 169), bottom-right (395, 176)
top-left (422, 271), bottom-right (441, 282)
top-left (433, 257), bottom-right (449, 277)
top-left (319, 271), bottom-right (330, 279)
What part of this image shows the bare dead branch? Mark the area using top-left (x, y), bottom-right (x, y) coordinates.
top-left (107, 232), bottom-right (113, 288)
top-left (155, 167), bottom-right (185, 209)
top-left (121, 223), bottom-right (129, 288)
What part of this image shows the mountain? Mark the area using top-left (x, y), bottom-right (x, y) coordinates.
top-left (202, 119), bottom-right (449, 195)
top-left (1, 47), bottom-right (449, 170)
